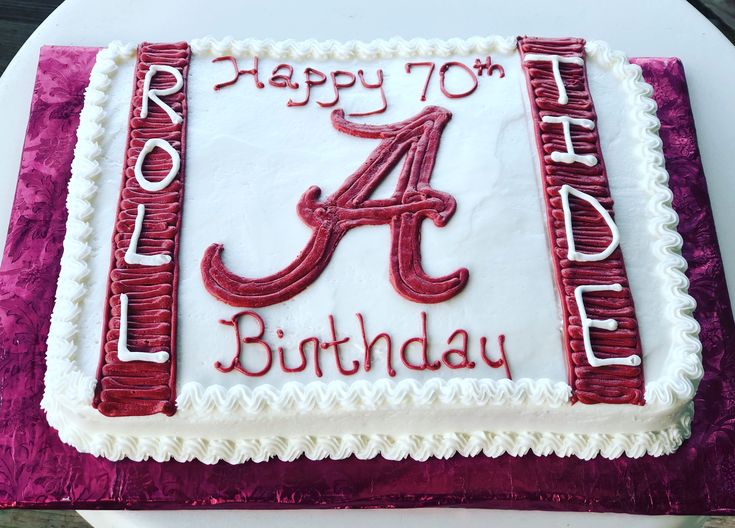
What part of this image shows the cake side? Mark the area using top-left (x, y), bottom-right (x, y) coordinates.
top-left (42, 36), bottom-right (702, 464)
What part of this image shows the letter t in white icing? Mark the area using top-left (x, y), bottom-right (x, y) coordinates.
top-left (522, 53), bottom-right (584, 105)
top-left (141, 64), bottom-right (183, 124)
top-left (574, 284), bottom-right (641, 368)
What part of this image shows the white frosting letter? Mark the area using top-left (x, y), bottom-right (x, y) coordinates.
top-left (574, 284), bottom-right (641, 368)
top-left (124, 204), bottom-right (172, 266)
top-left (541, 115), bottom-right (598, 167)
top-left (134, 138), bottom-right (180, 192)
top-left (522, 53), bottom-right (584, 104)
top-left (140, 64), bottom-right (183, 124)
top-left (560, 184), bottom-right (620, 262)
top-left (117, 293), bottom-right (170, 363)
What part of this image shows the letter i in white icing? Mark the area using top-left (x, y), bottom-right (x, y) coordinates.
top-left (522, 53), bottom-right (584, 105)
top-left (124, 204), bottom-right (172, 266)
top-left (140, 64), bottom-right (184, 124)
top-left (541, 115), bottom-right (598, 166)
top-left (574, 284), bottom-right (641, 367)
top-left (116, 293), bottom-right (170, 363)
top-left (560, 185), bottom-right (620, 262)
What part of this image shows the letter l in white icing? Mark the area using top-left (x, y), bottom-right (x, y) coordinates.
top-left (141, 64), bottom-right (183, 124)
top-left (134, 138), bottom-right (180, 192)
top-left (574, 284), bottom-right (641, 367)
top-left (560, 184), bottom-right (620, 262)
top-left (541, 115), bottom-right (598, 167)
top-left (117, 293), bottom-right (170, 363)
top-left (124, 204), bottom-right (172, 266)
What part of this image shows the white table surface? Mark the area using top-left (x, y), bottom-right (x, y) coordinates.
top-left (1, 0), bottom-right (733, 526)
top-left (78, 509), bottom-right (708, 528)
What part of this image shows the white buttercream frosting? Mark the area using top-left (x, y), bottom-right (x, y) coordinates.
top-left (584, 41), bottom-right (702, 405)
top-left (190, 35), bottom-right (519, 60)
top-left (43, 42), bottom-right (136, 411)
top-left (560, 184), bottom-right (621, 262)
top-left (42, 37), bottom-right (702, 465)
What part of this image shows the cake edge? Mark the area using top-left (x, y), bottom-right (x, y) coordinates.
top-left (40, 37), bottom-right (703, 464)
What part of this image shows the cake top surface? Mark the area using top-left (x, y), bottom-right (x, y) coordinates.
top-left (41, 35), bottom-right (702, 464)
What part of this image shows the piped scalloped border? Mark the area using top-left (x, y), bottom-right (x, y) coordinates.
top-left (177, 378), bottom-right (571, 415)
top-left (41, 36), bottom-right (702, 465)
top-left (584, 41), bottom-right (703, 406)
top-left (42, 42), bottom-right (136, 414)
top-left (190, 35), bottom-right (519, 60)
top-left (43, 392), bottom-right (692, 463)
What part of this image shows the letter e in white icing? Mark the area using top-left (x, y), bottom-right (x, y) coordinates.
top-left (522, 53), bottom-right (584, 105)
top-left (117, 293), bottom-right (170, 363)
top-left (124, 204), bottom-right (172, 266)
top-left (560, 184), bottom-right (620, 262)
top-left (573, 284), bottom-right (641, 368)
top-left (134, 138), bottom-right (180, 192)
top-left (141, 64), bottom-right (183, 124)
top-left (541, 115), bottom-right (598, 167)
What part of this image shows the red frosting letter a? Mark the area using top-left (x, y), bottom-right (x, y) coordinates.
top-left (201, 106), bottom-right (469, 307)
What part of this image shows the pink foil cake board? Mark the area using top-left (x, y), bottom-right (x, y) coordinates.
top-left (0, 46), bottom-right (733, 514)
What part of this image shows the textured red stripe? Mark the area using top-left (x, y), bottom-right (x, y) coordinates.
top-left (518, 37), bottom-right (644, 405)
top-left (93, 42), bottom-right (190, 417)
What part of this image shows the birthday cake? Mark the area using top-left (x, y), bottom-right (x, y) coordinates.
top-left (41, 35), bottom-right (702, 464)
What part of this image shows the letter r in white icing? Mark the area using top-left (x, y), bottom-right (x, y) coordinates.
top-left (124, 204), bottom-right (172, 266)
top-left (134, 138), bottom-right (180, 192)
top-left (141, 64), bottom-right (183, 124)
top-left (560, 185), bottom-right (620, 262)
top-left (541, 115), bottom-right (598, 167)
top-left (522, 53), bottom-right (584, 105)
top-left (574, 284), bottom-right (641, 368)
top-left (117, 293), bottom-right (170, 363)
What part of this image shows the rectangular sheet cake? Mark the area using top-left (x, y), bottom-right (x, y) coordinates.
top-left (42, 36), bottom-right (702, 464)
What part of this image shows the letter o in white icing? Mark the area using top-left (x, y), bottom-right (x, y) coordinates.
top-left (134, 138), bottom-right (180, 192)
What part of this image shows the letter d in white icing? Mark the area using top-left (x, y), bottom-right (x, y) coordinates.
top-left (117, 293), bottom-right (170, 363)
top-left (574, 284), bottom-right (641, 368)
top-left (141, 64), bottom-right (183, 124)
top-left (560, 184), bottom-right (620, 262)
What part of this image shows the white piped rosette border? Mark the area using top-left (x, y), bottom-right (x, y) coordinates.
top-left (43, 407), bottom-right (692, 464)
top-left (42, 36), bottom-right (703, 465)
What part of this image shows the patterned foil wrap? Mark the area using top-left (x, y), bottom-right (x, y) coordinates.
top-left (0, 47), bottom-right (732, 514)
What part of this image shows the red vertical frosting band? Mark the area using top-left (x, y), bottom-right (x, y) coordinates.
top-left (93, 42), bottom-right (190, 417)
top-left (517, 37), bottom-right (644, 405)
